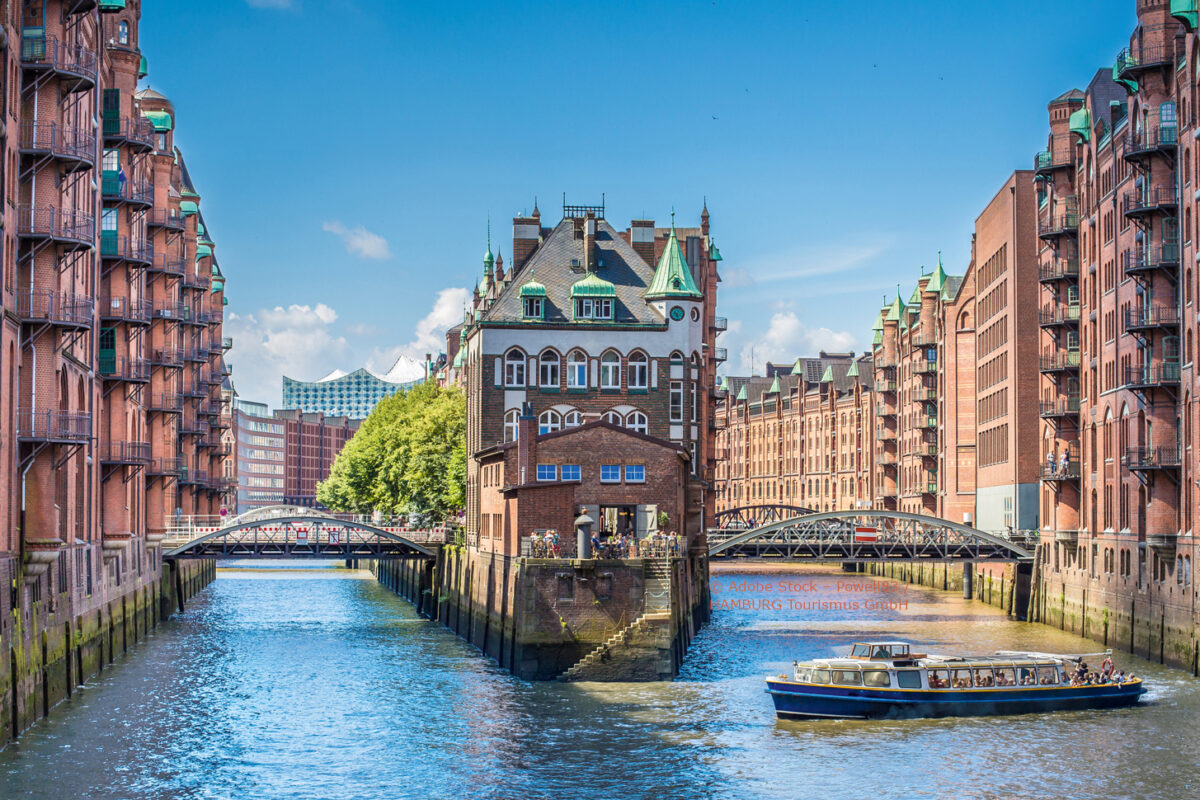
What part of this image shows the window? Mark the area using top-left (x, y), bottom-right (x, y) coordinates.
top-left (504, 349), bottom-right (526, 387)
top-left (539, 350), bottom-right (559, 387)
top-left (103, 148), bottom-right (119, 172)
top-left (625, 465), bottom-right (646, 483)
top-left (523, 297), bottom-right (544, 319)
top-left (561, 465), bottom-right (581, 481)
top-left (503, 409), bottom-right (519, 442)
top-left (101, 208), bottom-right (118, 231)
top-left (690, 381), bottom-right (697, 422)
top-left (603, 410), bottom-right (623, 425)
top-left (895, 670), bottom-right (922, 689)
top-left (538, 409), bottom-right (561, 434)
top-left (601, 464), bottom-right (621, 483)
top-left (567, 350), bottom-right (587, 388)
top-left (628, 351), bottom-right (649, 389)
top-left (595, 298), bottom-right (612, 319)
top-left (156, 132), bottom-right (167, 151)
top-left (670, 382), bottom-right (683, 421)
top-left (563, 409), bottom-right (582, 428)
top-left (536, 464), bottom-right (557, 481)
top-left (117, 20), bottom-right (130, 45)
top-left (600, 351), bottom-right (620, 389)
top-left (625, 411), bottom-right (648, 434)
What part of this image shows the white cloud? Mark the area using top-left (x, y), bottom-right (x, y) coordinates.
top-left (247, 0), bottom-right (293, 8)
top-left (225, 303), bottom-right (351, 407)
top-left (733, 311), bottom-right (856, 375)
top-left (367, 287), bottom-right (471, 372)
top-left (722, 242), bottom-right (887, 293)
top-left (323, 220), bottom-right (392, 260)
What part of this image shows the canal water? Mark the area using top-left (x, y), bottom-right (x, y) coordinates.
top-left (1, 565), bottom-right (1197, 800)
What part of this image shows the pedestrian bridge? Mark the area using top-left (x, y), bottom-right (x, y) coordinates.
top-left (707, 509), bottom-right (1035, 562)
top-left (162, 506), bottom-right (449, 560)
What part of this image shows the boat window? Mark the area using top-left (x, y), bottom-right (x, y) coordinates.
top-left (994, 667), bottom-right (1016, 687)
top-left (832, 670), bottom-right (863, 686)
top-left (973, 667), bottom-right (995, 688)
top-left (1017, 665), bottom-right (1038, 686)
top-left (810, 669), bottom-right (830, 684)
top-left (950, 668), bottom-right (972, 689)
top-left (862, 670), bottom-right (891, 687)
top-left (794, 668), bottom-right (812, 683)
top-left (927, 668), bottom-right (950, 689)
top-left (870, 645), bottom-right (893, 659)
top-left (896, 670), bottom-right (922, 689)
top-left (1037, 666), bottom-right (1059, 686)
top-left (850, 644), bottom-right (870, 658)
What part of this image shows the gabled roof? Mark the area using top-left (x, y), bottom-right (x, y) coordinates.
top-left (646, 227), bottom-right (703, 300)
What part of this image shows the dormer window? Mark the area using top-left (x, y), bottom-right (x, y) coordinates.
top-left (575, 298), bottom-right (612, 320)
top-left (523, 297), bottom-right (543, 319)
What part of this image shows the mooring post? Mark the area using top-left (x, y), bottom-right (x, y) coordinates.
top-left (173, 561), bottom-right (185, 614)
top-left (962, 561), bottom-right (973, 600)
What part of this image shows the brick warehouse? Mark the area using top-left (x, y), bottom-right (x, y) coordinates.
top-left (421, 199), bottom-right (719, 680)
top-left (0, 1), bottom-right (222, 742)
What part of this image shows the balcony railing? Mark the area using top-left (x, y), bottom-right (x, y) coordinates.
top-left (149, 255), bottom-right (186, 277)
top-left (877, 380), bottom-right (897, 392)
top-left (920, 415), bottom-right (938, 429)
top-left (876, 453), bottom-right (897, 466)
top-left (1034, 134), bottom-right (1074, 175)
top-left (875, 356), bottom-right (897, 369)
top-left (148, 457), bottom-right (184, 476)
top-left (17, 408), bottom-right (92, 442)
top-left (1039, 396), bottom-right (1081, 418)
top-left (1122, 187), bottom-right (1177, 218)
top-left (151, 348), bottom-right (184, 367)
top-left (924, 482), bottom-right (938, 495)
top-left (98, 354), bottom-right (151, 382)
top-left (1039, 350), bottom-right (1081, 372)
top-left (1115, 43), bottom-right (1174, 81)
top-left (913, 360), bottom-right (937, 374)
top-left (1038, 257), bottom-right (1080, 282)
top-left (101, 173), bottom-right (154, 206)
top-left (222, 336), bottom-right (234, 350)
top-left (98, 295), bottom-right (152, 324)
top-left (1125, 445), bottom-right (1183, 470)
top-left (184, 347), bottom-right (208, 363)
top-left (1125, 125), bottom-right (1179, 159)
top-left (1123, 363), bottom-right (1181, 388)
top-left (1122, 242), bottom-right (1180, 278)
top-left (1038, 304), bottom-right (1081, 327)
top-left (1040, 461), bottom-right (1081, 481)
top-left (15, 289), bottom-right (94, 327)
top-left (910, 332), bottom-right (936, 347)
top-left (17, 205), bottom-right (95, 246)
top-left (98, 441), bottom-right (152, 465)
top-left (153, 302), bottom-right (188, 321)
top-left (712, 316), bottom-right (728, 332)
top-left (147, 209), bottom-right (186, 230)
top-left (875, 403), bottom-right (895, 417)
top-left (20, 34), bottom-right (99, 89)
top-left (182, 270), bottom-right (211, 290)
top-left (100, 233), bottom-right (154, 263)
top-left (1038, 198), bottom-right (1078, 239)
top-left (18, 122), bottom-right (95, 167)
top-left (101, 115), bottom-right (156, 151)
top-left (713, 347), bottom-right (727, 362)
top-left (147, 392), bottom-right (183, 413)
top-left (1124, 306), bottom-right (1180, 332)
top-left (875, 428), bottom-right (896, 441)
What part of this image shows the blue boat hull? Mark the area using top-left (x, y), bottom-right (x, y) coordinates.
top-left (766, 680), bottom-right (1146, 720)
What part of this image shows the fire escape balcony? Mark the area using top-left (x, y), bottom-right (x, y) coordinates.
top-left (148, 457), bottom-right (183, 477)
top-left (877, 379), bottom-right (898, 393)
top-left (16, 289), bottom-right (95, 329)
top-left (1124, 306), bottom-right (1180, 333)
top-left (1033, 135), bottom-right (1075, 177)
top-left (213, 413), bottom-right (233, 430)
top-left (101, 173), bottom-right (154, 207)
top-left (1040, 396), bottom-right (1081, 419)
top-left (98, 295), bottom-right (152, 326)
top-left (1125, 444), bottom-right (1182, 471)
top-left (711, 316), bottom-right (728, 332)
top-left (153, 301), bottom-right (188, 322)
top-left (1038, 199), bottom-right (1079, 241)
top-left (222, 336), bottom-right (234, 350)
top-left (1038, 256), bottom-right (1080, 283)
top-left (20, 34), bottom-right (98, 93)
top-left (922, 480), bottom-right (938, 495)
top-left (875, 403), bottom-right (895, 417)
top-left (184, 347), bottom-right (208, 363)
top-left (150, 348), bottom-right (184, 368)
top-left (98, 441), bottom-right (152, 466)
top-left (147, 392), bottom-right (183, 414)
top-left (910, 332), bottom-right (936, 348)
top-left (1123, 364), bottom-right (1181, 389)
top-left (1122, 243), bottom-right (1180, 280)
top-left (17, 409), bottom-right (92, 442)
top-left (101, 115), bottom-right (156, 153)
top-left (182, 270), bottom-right (211, 291)
top-left (100, 233), bottom-right (154, 265)
top-left (875, 428), bottom-right (897, 442)
top-left (182, 382), bottom-right (207, 399)
top-left (1040, 460), bottom-right (1081, 482)
top-left (179, 416), bottom-right (208, 436)
top-left (17, 205), bottom-right (95, 249)
top-left (876, 452), bottom-right (898, 467)
top-left (1038, 304), bottom-right (1081, 328)
top-left (18, 122), bottom-right (96, 172)
top-left (179, 467), bottom-right (208, 486)
top-left (913, 360), bottom-right (937, 374)
top-left (147, 209), bottom-right (186, 231)
top-left (98, 354), bottom-right (151, 383)
top-left (1122, 188), bottom-right (1177, 220)
top-left (1123, 125), bottom-right (1178, 162)
top-left (1040, 350), bottom-right (1081, 373)
top-left (1114, 43), bottom-right (1174, 84)
top-left (713, 347), bottom-right (727, 363)
top-left (149, 255), bottom-right (186, 277)
top-left (875, 355), bottom-right (897, 369)
top-left (919, 415), bottom-right (938, 429)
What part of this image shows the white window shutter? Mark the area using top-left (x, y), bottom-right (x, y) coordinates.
top-left (650, 360), bottom-right (658, 389)
top-left (494, 357), bottom-right (502, 387)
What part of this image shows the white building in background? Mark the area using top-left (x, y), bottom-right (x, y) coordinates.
top-left (281, 355), bottom-right (431, 419)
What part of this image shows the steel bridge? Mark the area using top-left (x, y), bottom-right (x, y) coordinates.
top-left (707, 509), bottom-right (1035, 562)
top-left (162, 505), bottom-right (447, 561)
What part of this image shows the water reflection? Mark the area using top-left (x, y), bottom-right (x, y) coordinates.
top-left (0, 565), bottom-right (1195, 800)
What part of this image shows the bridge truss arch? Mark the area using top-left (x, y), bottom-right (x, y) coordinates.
top-left (708, 510), bottom-right (1034, 562)
top-left (164, 516), bottom-right (438, 560)
top-left (711, 504), bottom-right (815, 530)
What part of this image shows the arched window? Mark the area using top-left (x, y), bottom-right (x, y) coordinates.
top-left (600, 351), bottom-right (621, 389)
top-left (567, 350), bottom-right (587, 388)
top-left (628, 351), bottom-right (649, 389)
top-left (670, 350), bottom-right (685, 363)
top-left (504, 349), bottom-right (526, 387)
top-left (504, 409), bottom-right (520, 442)
top-left (538, 409), bottom-right (562, 434)
top-left (625, 410), bottom-right (648, 434)
top-left (539, 349), bottom-right (560, 388)
top-left (603, 410), bottom-right (623, 425)
top-left (118, 20), bottom-right (130, 45)
top-left (563, 409), bottom-right (582, 428)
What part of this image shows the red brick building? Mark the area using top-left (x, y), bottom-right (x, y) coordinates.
top-left (274, 409), bottom-right (359, 508)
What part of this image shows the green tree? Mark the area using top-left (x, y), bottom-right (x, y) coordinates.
top-left (317, 382), bottom-right (465, 520)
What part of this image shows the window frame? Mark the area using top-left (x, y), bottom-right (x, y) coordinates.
top-left (567, 350), bottom-right (587, 388)
top-left (600, 464), bottom-right (621, 483)
top-left (504, 349), bottom-right (526, 387)
top-left (628, 351), bottom-right (649, 389)
top-left (600, 351), bottom-right (621, 389)
top-left (539, 350), bottom-right (560, 388)
top-left (538, 409), bottom-right (561, 434)
top-left (561, 464), bottom-right (581, 481)
top-left (535, 464), bottom-right (557, 482)
top-left (624, 465), bottom-right (646, 483)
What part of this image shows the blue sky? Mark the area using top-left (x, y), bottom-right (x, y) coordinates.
top-left (141, 0), bottom-right (1138, 406)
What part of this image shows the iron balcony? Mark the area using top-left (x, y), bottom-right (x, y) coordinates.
top-left (1124, 125), bottom-right (1179, 161)
top-left (101, 174), bottom-right (154, 207)
top-left (1115, 43), bottom-right (1174, 82)
top-left (153, 302), bottom-right (188, 322)
top-left (910, 332), bottom-right (936, 348)
top-left (101, 115), bottom-right (156, 152)
top-left (1122, 243), bottom-right (1180, 279)
top-left (913, 360), bottom-right (937, 374)
top-left (1039, 396), bottom-right (1081, 419)
top-left (1040, 461), bottom-right (1081, 481)
top-left (875, 403), bottom-right (895, 417)
top-left (1033, 135), bottom-right (1074, 176)
top-left (1038, 200), bottom-right (1079, 240)
top-left (1039, 350), bottom-right (1081, 373)
top-left (100, 233), bottom-right (154, 264)
top-left (17, 408), bottom-right (91, 442)
top-left (18, 122), bottom-right (95, 172)
top-left (1122, 187), bottom-right (1177, 219)
top-left (151, 348), bottom-right (185, 368)
top-left (876, 453), bottom-right (898, 466)
top-left (182, 270), bottom-right (211, 290)
top-left (19, 33), bottom-right (98, 92)
top-left (1038, 257), bottom-right (1080, 283)
top-left (148, 457), bottom-right (184, 476)
top-left (1038, 304), bottom-right (1081, 328)
top-left (17, 205), bottom-right (95, 249)
top-left (179, 467), bottom-right (209, 486)
top-left (1124, 445), bottom-right (1182, 471)
top-left (1124, 306), bottom-right (1180, 333)
top-left (713, 347), bottom-right (727, 362)
top-left (99, 295), bottom-right (152, 325)
top-left (1123, 363), bottom-right (1181, 389)
top-left (98, 354), bottom-right (151, 383)
top-left (149, 255), bottom-right (186, 277)
top-left (15, 289), bottom-right (94, 329)
top-left (877, 380), bottom-right (898, 392)
top-left (712, 316), bottom-right (728, 332)
top-left (179, 417), bottom-right (208, 436)
top-left (147, 392), bottom-right (184, 413)
top-left (222, 336), bottom-right (234, 350)
top-left (148, 209), bottom-right (186, 230)
top-left (98, 440), bottom-right (152, 465)
top-left (875, 428), bottom-right (897, 441)
top-left (920, 415), bottom-right (938, 429)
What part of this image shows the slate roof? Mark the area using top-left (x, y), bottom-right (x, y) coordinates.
top-left (728, 352), bottom-right (873, 404)
top-left (481, 218), bottom-right (666, 325)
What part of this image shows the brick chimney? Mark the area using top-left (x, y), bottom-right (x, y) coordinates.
top-left (630, 219), bottom-right (655, 266)
top-left (516, 401), bottom-right (536, 485)
top-left (512, 212), bottom-right (541, 274)
top-left (584, 214), bottom-right (597, 271)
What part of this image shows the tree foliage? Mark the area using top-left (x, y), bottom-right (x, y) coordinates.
top-left (316, 382), bottom-right (466, 520)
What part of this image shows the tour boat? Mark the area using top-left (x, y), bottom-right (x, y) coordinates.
top-left (765, 641), bottom-right (1146, 720)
